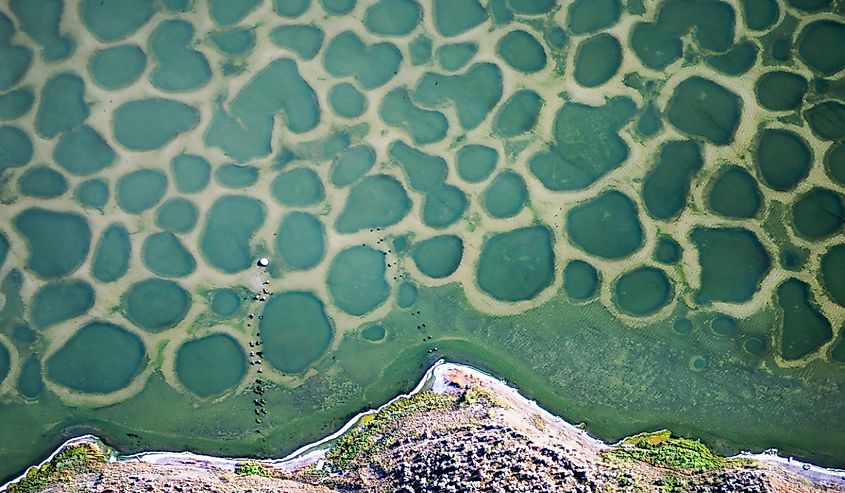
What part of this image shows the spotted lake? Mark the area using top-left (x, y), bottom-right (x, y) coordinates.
top-left (1, 0), bottom-right (845, 482)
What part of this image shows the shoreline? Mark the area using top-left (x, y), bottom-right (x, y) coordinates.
top-left (2, 360), bottom-right (844, 492)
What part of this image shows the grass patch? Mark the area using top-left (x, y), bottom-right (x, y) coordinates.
top-left (326, 391), bottom-right (456, 470)
top-left (8, 443), bottom-right (106, 493)
top-left (234, 461), bottom-right (277, 478)
top-left (607, 430), bottom-right (751, 473)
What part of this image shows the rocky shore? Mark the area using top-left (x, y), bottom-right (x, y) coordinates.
top-left (4, 363), bottom-right (844, 493)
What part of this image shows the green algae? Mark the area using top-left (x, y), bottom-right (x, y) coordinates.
top-left (176, 334), bottom-right (245, 397)
top-left (260, 291), bottom-right (333, 373)
top-left (47, 321), bottom-right (146, 393)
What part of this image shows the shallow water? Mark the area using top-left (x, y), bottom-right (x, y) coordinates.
top-left (2, 0), bottom-right (845, 483)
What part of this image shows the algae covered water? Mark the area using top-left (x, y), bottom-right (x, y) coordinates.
top-left (1, 0), bottom-right (845, 482)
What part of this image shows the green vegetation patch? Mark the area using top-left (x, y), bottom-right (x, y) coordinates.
top-left (326, 391), bottom-right (456, 470)
top-left (8, 443), bottom-right (106, 493)
top-left (608, 430), bottom-right (751, 473)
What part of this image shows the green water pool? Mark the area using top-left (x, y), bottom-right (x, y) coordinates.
top-left (1, 0), bottom-right (845, 484)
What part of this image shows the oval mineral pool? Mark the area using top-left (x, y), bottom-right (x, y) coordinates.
top-left (155, 198), bottom-right (199, 233)
top-left (361, 324), bottom-right (386, 342)
top-left (328, 246), bottom-right (389, 316)
top-left (31, 279), bottom-right (94, 329)
top-left (116, 169), bottom-right (168, 214)
top-left (412, 235), bottom-right (463, 279)
top-left (14, 208), bottom-right (90, 279)
top-left (176, 334), bottom-right (246, 397)
top-left (17, 165), bottom-right (67, 198)
top-left (91, 223), bottom-right (131, 283)
top-left (123, 278), bottom-right (191, 333)
top-left (211, 289), bottom-right (241, 317)
top-left (477, 226), bottom-right (554, 302)
top-left (563, 260), bottom-right (599, 301)
top-left (260, 291), bottom-right (333, 373)
top-left (46, 321), bottom-right (146, 393)
top-left (613, 266), bottom-right (672, 316)
top-left (276, 212), bottom-right (325, 271)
